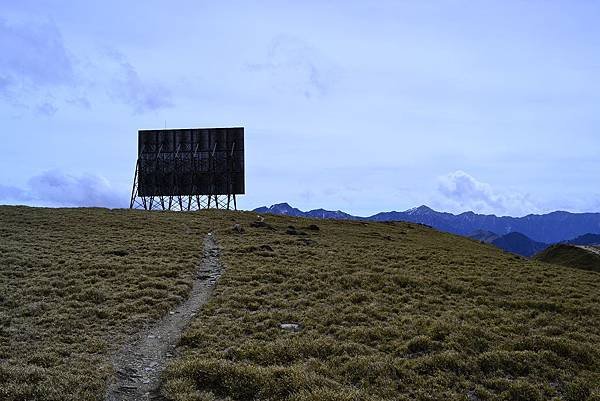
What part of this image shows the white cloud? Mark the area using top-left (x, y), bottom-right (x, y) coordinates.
top-left (436, 170), bottom-right (539, 216)
top-left (35, 102), bottom-right (58, 116)
top-left (0, 170), bottom-right (127, 208)
top-left (247, 34), bottom-right (338, 99)
top-left (0, 18), bottom-right (74, 90)
top-left (0, 18), bottom-right (74, 112)
top-left (104, 50), bottom-right (173, 114)
top-left (0, 17), bottom-right (173, 115)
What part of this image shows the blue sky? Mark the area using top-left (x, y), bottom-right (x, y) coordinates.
top-left (1, 1), bottom-right (599, 216)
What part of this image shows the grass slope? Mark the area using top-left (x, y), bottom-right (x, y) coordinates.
top-left (534, 244), bottom-right (600, 273)
top-left (0, 206), bottom-right (230, 401)
top-left (1, 207), bottom-right (599, 401)
top-left (164, 213), bottom-right (600, 401)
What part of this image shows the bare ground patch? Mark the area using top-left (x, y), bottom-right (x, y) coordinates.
top-left (105, 234), bottom-right (222, 401)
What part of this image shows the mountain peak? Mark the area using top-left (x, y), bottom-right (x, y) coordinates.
top-left (405, 205), bottom-right (434, 214)
top-left (259, 203), bottom-right (304, 216)
top-left (271, 202), bottom-right (292, 208)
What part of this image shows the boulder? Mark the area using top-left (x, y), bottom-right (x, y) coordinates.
top-left (232, 224), bottom-right (245, 234)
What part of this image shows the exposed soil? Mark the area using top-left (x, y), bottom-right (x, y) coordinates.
top-left (105, 234), bottom-right (222, 401)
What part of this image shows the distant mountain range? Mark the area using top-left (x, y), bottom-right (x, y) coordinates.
top-left (254, 203), bottom-right (600, 243)
top-left (254, 203), bottom-right (358, 220)
top-left (254, 203), bottom-right (600, 257)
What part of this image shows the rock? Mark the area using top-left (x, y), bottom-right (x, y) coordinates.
top-left (306, 224), bottom-right (320, 231)
top-left (232, 223), bottom-right (245, 234)
top-left (279, 323), bottom-right (302, 332)
top-left (240, 245), bottom-right (275, 257)
top-left (257, 215), bottom-right (265, 222)
top-left (250, 221), bottom-right (275, 230)
top-left (297, 238), bottom-right (317, 246)
top-left (286, 228), bottom-right (307, 236)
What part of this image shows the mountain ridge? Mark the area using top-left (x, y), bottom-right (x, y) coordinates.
top-left (490, 232), bottom-right (549, 258)
top-left (253, 203), bottom-right (600, 244)
top-left (562, 233), bottom-right (600, 246)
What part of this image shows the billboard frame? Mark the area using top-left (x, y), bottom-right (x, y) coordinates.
top-left (129, 127), bottom-right (244, 211)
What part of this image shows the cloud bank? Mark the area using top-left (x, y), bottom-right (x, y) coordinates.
top-left (0, 17), bottom-right (172, 115)
top-left (0, 18), bottom-right (74, 91)
top-left (437, 170), bottom-right (539, 216)
top-left (0, 170), bottom-right (126, 208)
top-left (105, 51), bottom-right (173, 114)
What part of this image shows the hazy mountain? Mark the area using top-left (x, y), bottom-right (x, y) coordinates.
top-left (254, 203), bottom-right (359, 220)
top-left (254, 203), bottom-right (600, 244)
top-left (304, 209), bottom-right (359, 220)
top-left (368, 207), bottom-right (600, 243)
top-left (468, 230), bottom-right (500, 243)
top-left (253, 203), bottom-right (305, 217)
top-left (491, 232), bottom-right (548, 257)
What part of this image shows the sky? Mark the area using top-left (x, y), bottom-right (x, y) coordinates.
top-left (1, 1), bottom-right (599, 217)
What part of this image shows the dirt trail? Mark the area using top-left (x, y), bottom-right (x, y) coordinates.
top-left (105, 234), bottom-right (222, 401)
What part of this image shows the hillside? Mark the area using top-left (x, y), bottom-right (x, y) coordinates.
top-left (0, 206), bottom-right (226, 400)
top-left (1, 206), bottom-right (599, 401)
top-left (534, 244), bottom-right (600, 273)
top-left (490, 232), bottom-right (549, 257)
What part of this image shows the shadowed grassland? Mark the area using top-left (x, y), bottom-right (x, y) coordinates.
top-left (534, 244), bottom-right (600, 273)
top-left (163, 213), bottom-right (600, 401)
top-left (0, 206), bottom-right (232, 401)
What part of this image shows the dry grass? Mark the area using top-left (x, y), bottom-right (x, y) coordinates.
top-left (0, 206), bottom-right (230, 401)
top-left (1, 206), bottom-right (599, 401)
top-left (163, 213), bottom-right (600, 401)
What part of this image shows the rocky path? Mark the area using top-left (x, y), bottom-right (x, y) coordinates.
top-left (105, 234), bottom-right (222, 401)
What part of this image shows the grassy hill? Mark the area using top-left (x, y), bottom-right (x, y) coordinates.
top-left (534, 244), bottom-right (600, 273)
top-left (0, 206), bottom-right (229, 400)
top-left (1, 206), bottom-right (599, 401)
